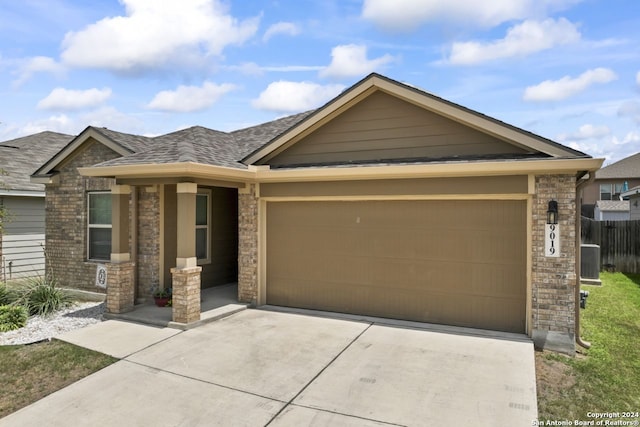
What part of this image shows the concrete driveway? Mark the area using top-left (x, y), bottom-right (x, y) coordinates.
top-left (1, 309), bottom-right (537, 426)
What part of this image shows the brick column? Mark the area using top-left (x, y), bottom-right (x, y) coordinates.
top-left (238, 183), bottom-right (259, 304)
top-left (106, 261), bottom-right (135, 313)
top-left (532, 174), bottom-right (577, 355)
top-left (171, 266), bottom-right (202, 323)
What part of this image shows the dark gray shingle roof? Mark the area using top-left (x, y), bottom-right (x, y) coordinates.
top-left (93, 111), bottom-right (314, 169)
top-left (1, 131), bottom-right (73, 192)
top-left (90, 127), bottom-right (156, 153)
top-left (596, 152), bottom-right (640, 179)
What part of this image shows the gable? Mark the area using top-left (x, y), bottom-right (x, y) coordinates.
top-left (31, 127), bottom-right (137, 182)
top-left (260, 91), bottom-right (540, 167)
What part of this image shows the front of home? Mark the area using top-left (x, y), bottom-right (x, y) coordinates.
top-left (32, 74), bottom-right (603, 354)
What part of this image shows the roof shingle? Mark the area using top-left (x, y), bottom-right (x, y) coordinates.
top-left (1, 131), bottom-right (73, 192)
top-left (596, 152), bottom-right (640, 179)
top-left (92, 111), bottom-right (314, 169)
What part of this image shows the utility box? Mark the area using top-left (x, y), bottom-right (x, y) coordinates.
top-left (581, 244), bottom-right (602, 285)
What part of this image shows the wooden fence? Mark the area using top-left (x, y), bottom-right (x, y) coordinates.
top-left (581, 217), bottom-right (640, 274)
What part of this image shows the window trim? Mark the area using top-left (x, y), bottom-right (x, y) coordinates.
top-left (87, 191), bottom-right (112, 261)
top-left (599, 183), bottom-right (612, 201)
top-left (196, 189), bottom-right (212, 265)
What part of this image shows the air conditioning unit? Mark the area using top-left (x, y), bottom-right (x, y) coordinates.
top-left (580, 244), bottom-right (601, 285)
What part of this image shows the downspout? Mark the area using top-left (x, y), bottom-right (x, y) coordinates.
top-left (575, 172), bottom-right (595, 349)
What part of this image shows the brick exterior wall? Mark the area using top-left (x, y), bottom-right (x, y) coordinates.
top-left (106, 261), bottom-right (135, 313)
top-left (532, 174), bottom-right (577, 353)
top-left (137, 186), bottom-right (160, 298)
top-left (44, 140), bottom-right (162, 297)
top-left (45, 140), bottom-right (120, 292)
top-left (171, 266), bottom-right (202, 323)
top-left (238, 183), bottom-right (258, 304)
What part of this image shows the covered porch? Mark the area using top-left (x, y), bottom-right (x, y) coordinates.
top-left (103, 283), bottom-right (247, 328)
top-left (102, 176), bottom-right (246, 326)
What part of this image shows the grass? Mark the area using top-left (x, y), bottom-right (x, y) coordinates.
top-left (536, 272), bottom-right (640, 420)
top-left (0, 340), bottom-right (116, 419)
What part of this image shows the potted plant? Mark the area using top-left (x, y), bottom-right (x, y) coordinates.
top-left (152, 287), bottom-right (171, 307)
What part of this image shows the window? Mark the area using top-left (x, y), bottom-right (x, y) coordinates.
top-left (196, 190), bottom-right (211, 264)
top-left (600, 183), bottom-right (624, 201)
top-left (88, 192), bottom-right (111, 260)
top-left (613, 183), bottom-right (624, 200)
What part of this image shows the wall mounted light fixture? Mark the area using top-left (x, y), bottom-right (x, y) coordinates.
top-left (547, 200), bottom-right (558, 225)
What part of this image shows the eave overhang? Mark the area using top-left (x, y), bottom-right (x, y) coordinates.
top-left (78, 157), bottom-right (604, 184)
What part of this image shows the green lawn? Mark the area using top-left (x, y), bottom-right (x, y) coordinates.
top-left (536, 272), bottom-right (640, 420)
top-left (0, 340), bottom-right (116, 419)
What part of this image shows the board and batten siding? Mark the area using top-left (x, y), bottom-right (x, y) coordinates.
top-left (1, 196), bottom-right (46, 280)
top-left (264, 90), bottom-right (532, 166)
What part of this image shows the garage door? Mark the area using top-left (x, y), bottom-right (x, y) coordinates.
top-left (266, 200), bottom-right (527, 333)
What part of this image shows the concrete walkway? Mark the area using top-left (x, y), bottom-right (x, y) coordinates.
top-left (1, 309), bottom-right (537, 426)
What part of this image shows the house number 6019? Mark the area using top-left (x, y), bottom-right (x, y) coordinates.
top-left (545, 224), bottom-right (560, 258)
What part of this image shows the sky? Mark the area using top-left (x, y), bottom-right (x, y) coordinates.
top-left (1, 0), bottom-right (639, 165)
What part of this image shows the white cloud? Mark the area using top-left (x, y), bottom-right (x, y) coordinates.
top-left (263, 22), bottom-right (300, 42)
top-left (263, 65), bottom-right (325, 72)
top-left (611, 131), bottom-right (640, 146)
top-left (13, 56), bottom-right (65, 87)
top-left (80, 106), bottom-right (145, 132)
top-left (226, 62), bottom-right (324, 76)
top-left (252, 81), bottom-right (345, 113)
top-left (227, 62), bottom-right (264, 76)
top-left (147, 81), bottom-right (236, 112)
top-left (319, 44), bottom-right (395, 79)
top-left (447, 18), bottom-right (580, 65)
top-left (524, 68), bottom-right (617, 102)
top-left (21, 114), bottom-right (74, 135)
top-left (618, 101), bottom-right (640, 124)
top-left (61, 0), bottom-right (259, 73)
top-left (37, 87), bottom-right (112, 111)
top-left (569, 131), bottom-right (640, 163)
top-left (556, 124), bottom-right (611, 141)
top-left (361, 0), bottom-right (580, 31)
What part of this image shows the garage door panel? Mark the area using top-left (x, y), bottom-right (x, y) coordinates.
top-left (266, 200), bottom-right (526, 333)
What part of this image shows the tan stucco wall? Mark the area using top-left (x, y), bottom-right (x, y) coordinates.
top-left (583, 178), bottom-right (640, 205)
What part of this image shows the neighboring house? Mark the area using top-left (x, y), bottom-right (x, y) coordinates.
top-left (582, 152), bottom-right (640, 217)
top-left (621, 185), bottom-right (640, 220)
top-left (32, 73), bottom-right (603, 354)
top-left (594, 200), bottom-right (630, 221)
top-left (0, 131), bottom-right (73, 281)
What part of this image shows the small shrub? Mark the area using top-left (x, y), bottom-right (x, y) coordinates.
top-left (0, 283), bottom-right (10, 306)
top-left (0, 282), bottom-right (20, 306)
top-left (0, 305), bottom-right (28, 332)
top-left (15, 276), bottom-right (73, 316)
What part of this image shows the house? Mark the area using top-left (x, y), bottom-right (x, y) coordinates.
top-left (621, 185), bottom-right (640, 220)
top-left (31, 73), bottom-right (603, 354)
top-left (582, 152), bottom-right (640, 217)
top-left (0, 132), bottom-right (73, 281)
top-left (594, 200), bottom-right (630, 221)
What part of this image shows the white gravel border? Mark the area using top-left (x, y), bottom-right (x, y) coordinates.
top-left (0, 301), bottom-right (105, 346)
